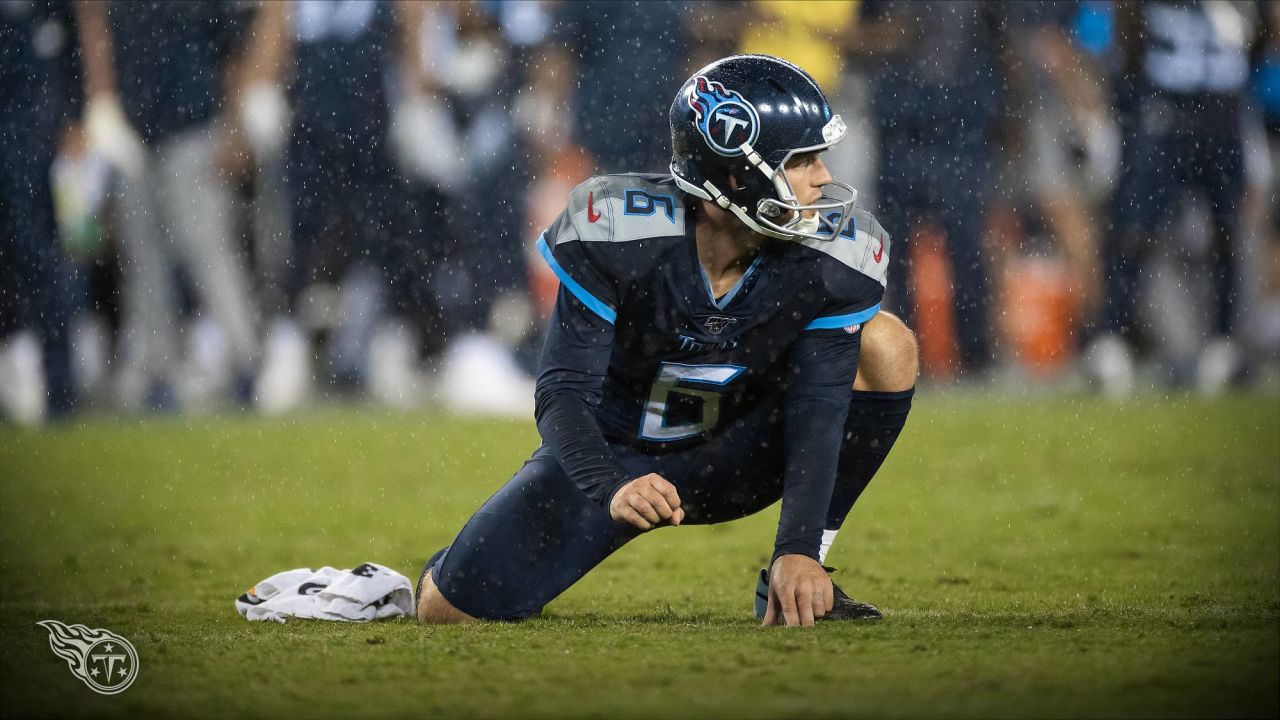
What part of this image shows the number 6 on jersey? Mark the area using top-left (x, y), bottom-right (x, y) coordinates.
top-left (640, 362), bottom-right (745, 441)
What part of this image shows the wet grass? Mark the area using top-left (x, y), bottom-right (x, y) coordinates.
top-left (1, 394), bottom-right (1277, 718)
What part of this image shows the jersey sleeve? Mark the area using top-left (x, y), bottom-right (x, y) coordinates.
top-left (773, 325), bottom-right (863, 562)
top-left (535, 177), bottom-right (621, 326)
top-left (534, 289), bottom-right (633, 507)
top-left (533, 178), bottom-right (633, 507)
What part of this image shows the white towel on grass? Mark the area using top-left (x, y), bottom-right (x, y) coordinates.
top-left (236, 563), bottom-right (413, 623)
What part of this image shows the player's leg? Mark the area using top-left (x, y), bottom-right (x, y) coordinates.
top-left (825, 310), bottom-right (918, 535)
top-left (158, 125), bottom-right (260, 399)
top-left (0, 134), bottom-right (77, 419)
top-left (937, 165), bottom-right (993, 376)
top-left (1083, 93), bottom-right (1175, 395)
top-left (113, 144), bottom-right (181, 410)
top-left (852, 312), bottom-right (919, 393)
top-left (877, 140), bottom-right (929, 331)
top-left (1196, 99), bottom-right (1247, 393)
top-left (416, 446), bottom-right (644, 623)
top-left (826, 311), bottom-right (917, 546)
top-left (416, 547), bottom-right (474, 623)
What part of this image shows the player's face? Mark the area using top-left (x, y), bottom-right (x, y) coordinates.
top-left (782, 152), bottom-right (833, 217)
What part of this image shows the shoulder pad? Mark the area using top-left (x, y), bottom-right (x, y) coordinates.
top-left (554, 174), bottom-right (688, 247)
top-left (792, 207), bottom-right (890, 287)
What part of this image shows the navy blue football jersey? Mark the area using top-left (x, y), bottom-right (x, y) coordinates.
top-left (533, 173), bottom-right (891, 559)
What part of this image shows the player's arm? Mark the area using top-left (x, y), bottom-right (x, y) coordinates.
top-left (535, 291), bottom-right (683, 530)
top-left (535, 289), bottom-right (628, 503)
top-left (74, 0), bottom-right (145, 177)
top-left (223, 2), bottom-right (292, 161)
top-left (533, 182), bottom-right (682, 530)
top-left (766, 293), bottom-right (880, 627)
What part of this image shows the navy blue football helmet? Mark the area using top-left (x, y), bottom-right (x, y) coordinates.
top-left (669, 54), bottom-right (855, 242)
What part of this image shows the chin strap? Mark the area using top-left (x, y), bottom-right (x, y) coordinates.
top-left (792, 213), bottom-right (821, 236)
top-left (698, 179), bottom-right (795, 241)
top-left (701, 180), bottom-right (732, 210)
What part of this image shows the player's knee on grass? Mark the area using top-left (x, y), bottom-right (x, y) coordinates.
top-left (854, 312), bottom-right (919, 392)
top-left (415, 570), bottom-right (478, 624)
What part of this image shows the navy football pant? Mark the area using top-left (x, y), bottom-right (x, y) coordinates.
top-left (0, 128), bottom-right (77, 417)
top-left (430, 445), bottom-right (641, 620)
top-left (877, 137), bottom-right (992, 373)
top-left (1101, 91), bottom-right (1243, 338)
top-left (429, 391), bottom-right (911, 620)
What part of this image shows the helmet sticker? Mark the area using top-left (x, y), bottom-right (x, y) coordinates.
top-left (688, 76), bottom-right (760, 157)
top-left (821, 115), bottom-right (847, 144)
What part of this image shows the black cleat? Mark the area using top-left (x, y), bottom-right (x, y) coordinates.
top-left (754, 567), bottom-right (882, 621)
top-left (825, 574), bottom-right (883, 621)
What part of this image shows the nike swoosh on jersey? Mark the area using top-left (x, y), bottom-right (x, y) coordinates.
top-left (587, 191), bottom-right (602, 223)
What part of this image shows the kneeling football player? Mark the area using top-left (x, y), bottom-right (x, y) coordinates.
top-left (416, 54), bottom-right (917, 628)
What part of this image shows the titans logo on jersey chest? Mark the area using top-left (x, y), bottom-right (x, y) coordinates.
top-left (702, 315), bottom-right (737, 335)
top-left (674, 315), bottom-right (745, 352)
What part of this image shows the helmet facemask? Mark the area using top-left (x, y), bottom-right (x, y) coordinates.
top-left (756, 157), bottom-right (858, 242)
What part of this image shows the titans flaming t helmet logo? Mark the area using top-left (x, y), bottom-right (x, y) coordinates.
top-left (687, 76), bottom-right (760, 157)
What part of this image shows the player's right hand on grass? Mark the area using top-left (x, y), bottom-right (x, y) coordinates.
top-left (763, 554), bottom-right (834, 628)
top-left (609, 473), bottom-right (684, 530)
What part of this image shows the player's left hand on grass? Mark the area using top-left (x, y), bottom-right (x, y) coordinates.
top-left (762, 554), bottom-right (834, 628)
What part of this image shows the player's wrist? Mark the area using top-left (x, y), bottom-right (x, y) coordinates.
top-left (771, 547), bottom-right (821, 569)
top-left (601, 475), bottom-right (634, 512)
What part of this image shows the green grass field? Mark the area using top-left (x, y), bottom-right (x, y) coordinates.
top-left (1, 394), bottom-right (1277, 719)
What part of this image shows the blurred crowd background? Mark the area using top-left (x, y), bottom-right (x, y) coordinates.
top-left (2, 0), bottom-right (1279, 425)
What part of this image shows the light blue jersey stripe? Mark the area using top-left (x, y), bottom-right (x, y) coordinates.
top-left (803, 302), bottom-right (881, 331)
top-left (536, 234), bottom-right (617, 325)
